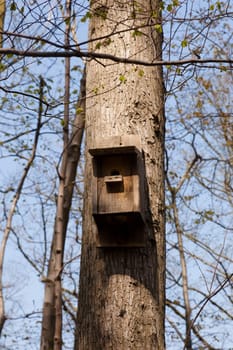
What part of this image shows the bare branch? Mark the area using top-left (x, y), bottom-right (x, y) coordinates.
top-left (0, 47), bottom-right (232, 67)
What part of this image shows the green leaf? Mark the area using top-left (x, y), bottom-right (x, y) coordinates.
top-left (181, 39), bottom-right (188, 48)
top-left (65, 17), bottom-right (70, 25)
top-left (138, 69), bottom-right (144, 77)
top-left (81, 11), bottom-right (92, 23)
top-left (154, 24), bottom-right (162, 33)
top-left (160, 2), bottom-right (165, 10)
top-left (76, 107), bottom-right (83, 114)
top-left (10, 2), bottom-right (16, 11)
top-left (119, 75), bottom-right (127, 84)
top-left (183, 196), bottom-right (194, 201)
top-left (131, 11), bottom-right (136, 19)
top-left (132, 30), bottom-right (143, 38)
top-left (0, 63), bottom-right (5, 72)
top-left (71, 65), bottom-right (81, 71)
top-left (95, 42), bottom-right (101, 50)
top-left (209, 4), bottom-right (214, 11)
top-left (92, 87), bottom-right (99, 94)
top-left (216, 1), bottom-right (221, 10)
top-left (102, 38), bottom-right (112, 47)
top-left (152, 10), bottom-right (159, 18)
top-left (204, 210), bottom-right (214, 218)
top-left (219, 65), bottom-right (227, 72)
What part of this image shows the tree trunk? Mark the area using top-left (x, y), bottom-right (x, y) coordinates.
top-left (0, 0), bottom-right (5, 47)
top-left (40, 69), bottom-right (85, 350)
top-left (75, 1), bottom-right (165, 349)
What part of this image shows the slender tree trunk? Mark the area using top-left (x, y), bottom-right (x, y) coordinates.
top-left (40, 69), bottom-right (85, 350)
top-left (40, 2), bottom-right (72, 347)
top-left (173, 201), bottom-right (192, 350)
top-left (75, 1), bottom-right (165, 349)
top-left (166, 156), bottom-right (200, 350)
top-left (53, 2), bottom-right (73, 348)
top-left (0, 0), bottom-right (5, 47)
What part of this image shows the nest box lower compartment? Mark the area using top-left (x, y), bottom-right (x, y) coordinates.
top-left (93, 212), bottom-right (145, 247)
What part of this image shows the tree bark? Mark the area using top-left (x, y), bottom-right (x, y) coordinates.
top-left (75, 1), bottom-right (165, 349)
top-left (40, 69), bottom-right (85, 350)
top-left (0, 0), bottom-right (5, 47)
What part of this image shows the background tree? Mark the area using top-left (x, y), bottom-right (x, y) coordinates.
top-left (163, 1), bottom-right (233, 348)
top-left (0, 0), bottom-right (5, 47)
top-left (0, 1), bottom-right (85, 348)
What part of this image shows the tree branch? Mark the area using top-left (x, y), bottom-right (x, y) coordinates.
top-left (0, 47), bottom-right (232, 67)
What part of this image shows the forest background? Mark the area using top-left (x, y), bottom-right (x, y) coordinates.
top-left (0, 0), bottom-right (233, 349)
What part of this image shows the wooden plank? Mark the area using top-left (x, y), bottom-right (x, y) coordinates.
top-left (104, 175), bottom-right (123, 183)
top-left (89, 134), bottom-right (142, 156)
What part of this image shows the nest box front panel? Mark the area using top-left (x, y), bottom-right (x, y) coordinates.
top-left (94, 154), bottom-right (140, 215)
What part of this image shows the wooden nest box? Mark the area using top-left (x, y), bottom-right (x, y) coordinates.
top-left (89, 135), bottom-right (146, 247)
